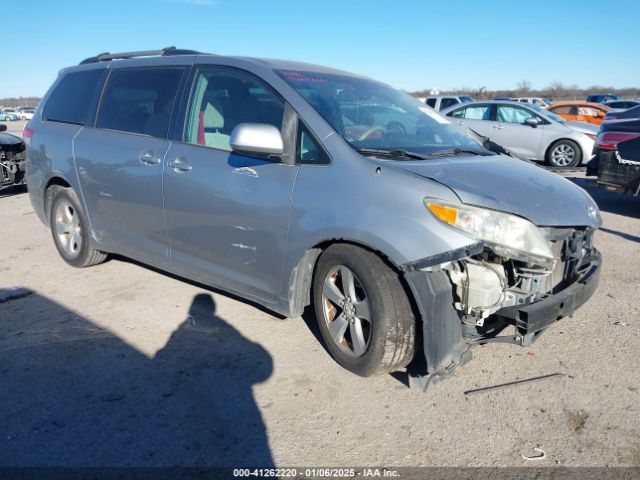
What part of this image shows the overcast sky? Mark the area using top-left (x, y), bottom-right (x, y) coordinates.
top-left (2, 0), bottom-right (639, 97)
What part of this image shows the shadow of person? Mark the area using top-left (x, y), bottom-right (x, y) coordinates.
top-left (0, 291), bottom-right (274, 468)
top-left (153, 294), bottom-right (274, 466)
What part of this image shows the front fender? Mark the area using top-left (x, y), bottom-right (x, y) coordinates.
top-left (280, 145), bottom-right (480, 311)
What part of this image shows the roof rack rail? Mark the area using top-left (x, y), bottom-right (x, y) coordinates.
top-left (79, 46), bottom-right (202, 65)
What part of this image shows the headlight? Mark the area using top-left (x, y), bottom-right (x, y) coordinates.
top-left (425, 199), bottom-right (555, 265)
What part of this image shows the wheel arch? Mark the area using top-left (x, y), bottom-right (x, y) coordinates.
top-left (286, 238), bottom-right (410, 319)
top-left (43, 176), bottom-right (73, 226)
top-left (544, 137), bottom-right (582, 164)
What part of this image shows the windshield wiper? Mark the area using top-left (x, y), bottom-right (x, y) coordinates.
top-left (355, 148), bottom-right (428, 160)
top-left (427, 147), bottom-right (493, 158)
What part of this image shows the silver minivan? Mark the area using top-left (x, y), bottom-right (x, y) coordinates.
top-left (26, 48), bottom-right (602, 387)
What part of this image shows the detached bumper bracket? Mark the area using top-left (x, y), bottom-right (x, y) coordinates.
top-left (402, 242), bottom-right (484, 272)
top-left (497, 251), bottom-right (601, 335)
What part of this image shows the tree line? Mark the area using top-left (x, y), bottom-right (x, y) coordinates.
top-left (412, 82), bottom-right (640, 101)
top-left (0, 97), bottom-right (41, 108)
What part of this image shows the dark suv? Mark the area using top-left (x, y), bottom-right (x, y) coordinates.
top-left (586, 94), bottom-right (620, 104)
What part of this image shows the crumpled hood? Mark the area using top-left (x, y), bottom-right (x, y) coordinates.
top-left (391, 155), bottom-right (601, 227)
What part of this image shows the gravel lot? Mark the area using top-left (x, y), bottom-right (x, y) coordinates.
top-left (2, 119), bottom-right (26, 136)
top-left (1, 120), bottom-right (639, 468)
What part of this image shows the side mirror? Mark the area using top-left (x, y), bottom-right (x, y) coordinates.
top-left (524, 117), bottom-right (539, 128)
top-left (0, 124), bottom-right (6, 132)
top-left (230, 123), bottom-right (284, 157)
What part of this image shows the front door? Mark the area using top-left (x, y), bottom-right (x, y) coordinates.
top-left (163, 66), bottom-right (298, 304)
top-left (74, 67), bottom-right (185, 265)
top-left (490, 104), bottom-right (544, 160)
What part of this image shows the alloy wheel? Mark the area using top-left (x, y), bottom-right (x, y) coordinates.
top-left (321, 265), bottom-right (372, 357)
top-left (551, 143), bottom-right (576, 167)
top-left (54, 200), bottom-right (82, 257)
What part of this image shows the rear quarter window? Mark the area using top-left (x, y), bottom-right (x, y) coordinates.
top-left (43, 69), bottom-right (104, 125)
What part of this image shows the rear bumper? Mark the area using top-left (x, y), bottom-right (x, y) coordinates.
top-left (596, 150), bottom-right (640, 195)
top-left (496, 250), bottom-right (601, 335)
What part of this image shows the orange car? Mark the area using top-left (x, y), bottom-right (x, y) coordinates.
top-left (546, 101), bottom-right (612, 125)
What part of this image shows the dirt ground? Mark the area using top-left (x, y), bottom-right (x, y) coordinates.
top-left (1, 122), bottom-right (639, 468)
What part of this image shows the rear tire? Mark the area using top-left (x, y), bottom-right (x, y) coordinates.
top-left (312, 244), bottom-right (415, 377)
top-left (546, 139), bottom-right (581, 167)
top-left (48, 186), bottom-right (107, 268)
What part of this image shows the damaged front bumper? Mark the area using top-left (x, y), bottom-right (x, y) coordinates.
top-left (0, 148), bottom-right (26, 187)
top-left (403, 230), bottom-right (601, 391)
top-left (494, 251), bottom-right (600, 343)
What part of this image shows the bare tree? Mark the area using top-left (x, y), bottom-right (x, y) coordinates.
top-left (517, 80), bottom-right (532, 94)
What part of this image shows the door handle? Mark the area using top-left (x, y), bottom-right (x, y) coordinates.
top-left (456, 120), bottom-right (465, 125)
top-left (139, 151), bottom-right (160, 165)
top-left (169, 157), bottom-right (192, 173)
top-left (492, 125), bottom-right (504, 130)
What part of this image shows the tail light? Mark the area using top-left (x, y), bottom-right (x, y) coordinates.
top-left (594, 131), bottom-right (640, 150)
top-left (23, 125), bottom-right (33, 146)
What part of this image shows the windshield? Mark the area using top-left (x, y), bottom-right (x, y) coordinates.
top-left (276, 70), bottom-right (483, 156)
top-left (529, 103), bottom-right (566, 123)
top-left (459, 96), bottom-right (475, 103)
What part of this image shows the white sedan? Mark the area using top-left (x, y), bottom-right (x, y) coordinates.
top-left (19, 109), bottom-right (35, 120)
top-left (442, 101), bottom-right (597, 167)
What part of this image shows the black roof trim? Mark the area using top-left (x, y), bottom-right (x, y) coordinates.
top-left (79, 46), bottom-right (204, 65)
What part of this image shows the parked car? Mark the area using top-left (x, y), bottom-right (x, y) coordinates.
top-left (424, 95), bottom-right (474, 111)
top-left (25, 47), bottom-right (602, 387)
top-left (514, 97), bottom-right (551, 107)
top-left (603, 100), bottom-right (640, 110)
top-left (18, 109), bottom-right (35, 120)
top-left (588, 119), bottom-right (640, 194)
top-left (0, 124), bottom-right (26, 187)
top-left (586, 94), bottom-right (620, 104)
top-left (604, 104), bottom-right (640, 122)
top-left (0, 112), bottom-right (19, 121)
top-left (442, 100), bottom-right (597, 167)
top-left (546, 101), bottom-right (612, 125)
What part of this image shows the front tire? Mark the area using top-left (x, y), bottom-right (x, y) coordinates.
top-left (312, 244), bottom-right (415, 377)
top-left (49, 186), bottom-right (107, 268)
top-left (546, 139), bottom-right (581, 167)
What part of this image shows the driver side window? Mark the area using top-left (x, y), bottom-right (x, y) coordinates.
top-left (496, 105), bottom-right (536, 124)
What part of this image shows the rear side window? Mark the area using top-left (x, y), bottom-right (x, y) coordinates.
top-left (551, 106), bottom-right (572, 114)
top-left (449, 105), bottom-right (491, 120)
top-left (43, 69), bottom-right (103, 125)
top-left (97, 68), bottom-right (183, 138)
top-left (426, 98), bottom-right (436, 108)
